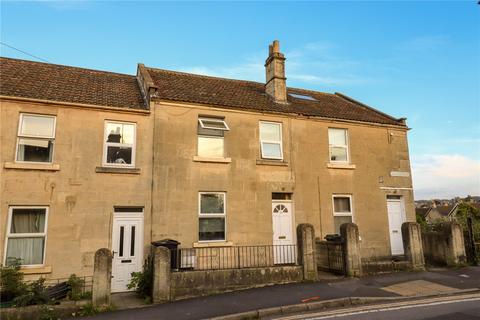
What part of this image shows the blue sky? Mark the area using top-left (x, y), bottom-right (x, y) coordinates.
top-left (1, 1), bottom-right (479, 199)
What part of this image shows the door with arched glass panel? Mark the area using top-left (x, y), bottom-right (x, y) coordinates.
top-left (272, 201), bottom-right (295, 264)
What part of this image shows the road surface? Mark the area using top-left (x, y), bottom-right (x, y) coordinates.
top-left (272, 294), bottom-right (480, 320)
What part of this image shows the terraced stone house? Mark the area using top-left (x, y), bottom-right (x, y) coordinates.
top-left (0, 41), bottom-right (414, 292)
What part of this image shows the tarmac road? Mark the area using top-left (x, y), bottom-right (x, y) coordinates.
top-left (271, 294), bottom-right (480, 320)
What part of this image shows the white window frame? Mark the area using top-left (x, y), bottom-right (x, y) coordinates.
top-left (197, 117), bottom-right (229, 158)
top-left (259, 121), bottom-right (283, 160)
top-left (332, 194), bottom-right (354, 218)
top-left (328, 128), bottom-right (349, 164)
top-left (198, 117), bottom-right (230, 131)
top-left (198, 192), bottom-right (227, 243)
top-left (4, 206), bottom-right (49, 268)
top-left (102, 120), bottom-right (136, 168)
top-left (15, 113), bottom-right (57, 164)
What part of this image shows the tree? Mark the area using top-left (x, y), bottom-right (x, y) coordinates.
top-left (455, 203), bottom-right (480, 235)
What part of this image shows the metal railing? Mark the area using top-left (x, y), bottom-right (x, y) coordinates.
top-left (24, 275), bottom-right (93, 295)
top-left (463, 216), bottom-right (479, 265)
top-left (170, 244), bottom-right (298, 271)
top-left (316, 240), bottom-right (345, 275)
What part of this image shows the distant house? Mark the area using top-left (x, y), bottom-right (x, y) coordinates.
top-left (416, 207), bottom-right (432, 221)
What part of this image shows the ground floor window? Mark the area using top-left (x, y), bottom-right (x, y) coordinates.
top-left (332, 195), bottom-right (353, 234)
top-left (199, 192), bottom-right (226, 241)
top-left (5, 207), bottom-right (48, 266)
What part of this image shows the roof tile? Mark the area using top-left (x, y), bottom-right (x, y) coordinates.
top-left (147, 67), bottom-right (405, 126)
top-left (0, 57), bottom-right (146, 110)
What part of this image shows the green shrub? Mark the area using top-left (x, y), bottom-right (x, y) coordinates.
top-left (75, 303), bottom-right (115, 317)
top-left (0, 259), bottom-right (28, 302)
top-left (67, 274), bottom-right (85, 301)
top-left (13, 278), bottom-right (50, 307)
top-left (39, 305), bottom-right (59, 320)
top-left (127, 255), bottom-right (153, 300)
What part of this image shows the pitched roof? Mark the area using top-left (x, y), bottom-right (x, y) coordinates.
top-left (434, 205), bottom-right (457, 217)
top-left (0, 57), bottom-right (146, 110)
top-left (416, 207), bottom-right (432, 218)
top-left (146, 67), bottom-right (406, 127)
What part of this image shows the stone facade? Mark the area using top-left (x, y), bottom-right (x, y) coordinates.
top-left (0, 43), bottom-right (415, 288)
top-left (150, 100), bottom-right (415, 256)
top-left (0, 99), bottom-right (153, 280)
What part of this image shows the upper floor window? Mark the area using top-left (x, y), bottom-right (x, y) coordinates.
top-left (197, 117), bottom-right (229, 158)
top-left (16, 114), bottom-right (56, 163)
top-left (5, 207), bottom-right (48, 266)
top-left (103, 121), bottom-right (136, 167)
top-left (199, 192), bottom-right (226, 242)
top-left (328, 128), bottom-right (349, 163)
top-left (332, 195), bottom-right (353, 234)
top-left (259, 121), bottom-right (283, 160)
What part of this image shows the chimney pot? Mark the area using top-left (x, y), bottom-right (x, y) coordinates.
top-left (272, 40), bottom-right (280, 53)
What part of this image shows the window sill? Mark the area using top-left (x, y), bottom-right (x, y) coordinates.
top-left (256, 159), bottom-right (288, 166)
top-left (95, 166), bottom-right (141, 174)
top-left (193, 156), bottom-right (232, 163)
top-left (193, 241), bottom-right (233, 248)
top-left (20, 266), bottom-right (52, 275)
top-left (4, 162), bottom-right (60, 171)
top-left (326, 163), bottom-right (356, 170)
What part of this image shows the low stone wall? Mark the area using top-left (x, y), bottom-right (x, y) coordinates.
top-left (422, 231), bottom-right (449, 266)
top-left (1, 300), bottom-right (88, 320)
top-left (170, 266), bottom-right (303, 300)
top-left (422, 222), bottom-right (466, 266)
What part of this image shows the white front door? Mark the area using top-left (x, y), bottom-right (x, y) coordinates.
top-left (272, 201), bottom-right (295, 264)
top-left (111, 213), bottom-right (143, 293)
top-left (387, 197), bottom-right (406, 255)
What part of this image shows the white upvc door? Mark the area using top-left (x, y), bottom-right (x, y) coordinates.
top-left (111, 213), bottom-right (143, 293)
top-left (387, 198), bottom-right (406, 256)
top-left (272, 201), bottom-right (296, 264)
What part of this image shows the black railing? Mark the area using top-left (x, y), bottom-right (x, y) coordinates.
top-left (316, 240), bottom-right (345, 274)
top-left (170, 245), bottom-right (298, 271)
top-left (464, 217), bottom-right (479, 265)
top-left (24, 275), bottom-right (93, 299)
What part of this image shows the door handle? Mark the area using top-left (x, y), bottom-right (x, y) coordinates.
top-left (112, 250), bottom-right (117, 257)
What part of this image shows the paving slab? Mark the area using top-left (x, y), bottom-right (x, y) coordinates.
top-left (381, 280), bottom-right (458, 296)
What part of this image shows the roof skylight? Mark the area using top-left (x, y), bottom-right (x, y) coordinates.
top-left (288, 93), bottom-right (318, 101)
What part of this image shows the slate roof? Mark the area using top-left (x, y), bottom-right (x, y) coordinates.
top-left (416, 207), bottom-right (432, 218)
top-left (146, 67), bottom-right (406, 126)
top-left (0, 57), bottom-right (146, 110)
top-left (435, 205), bottom-right (457, 217)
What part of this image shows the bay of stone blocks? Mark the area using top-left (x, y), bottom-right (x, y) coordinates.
top-left (340, 223), bottom-right (362, 277)
top-left (152, 246), bottom-right (171, 303)
top-left (92, 248), bottom-right (112, 306)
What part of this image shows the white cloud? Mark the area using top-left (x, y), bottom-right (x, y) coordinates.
top-left (179, 41), bottom-right (372, 87)
top-left (179, 58), bottom-right (264, 82)
top-left (412, 154), bottom-right (480, 199)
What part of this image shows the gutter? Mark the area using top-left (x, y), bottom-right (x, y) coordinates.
top-left (0, 95), bottom-right (150, 115)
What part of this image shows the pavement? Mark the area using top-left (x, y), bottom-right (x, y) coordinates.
top-left (82, 266), bottom-right (480, 320)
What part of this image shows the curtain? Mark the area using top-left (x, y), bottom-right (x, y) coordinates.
top-left (334, 198), bottom-right (351, 213)
top-left (6, 238), bottom-right (45, 265)
top-left (11, 210), bottom-right (45, 233)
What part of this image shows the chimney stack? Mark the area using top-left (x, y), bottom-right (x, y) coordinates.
top-left (265, 40), bottom-right (287, 103)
